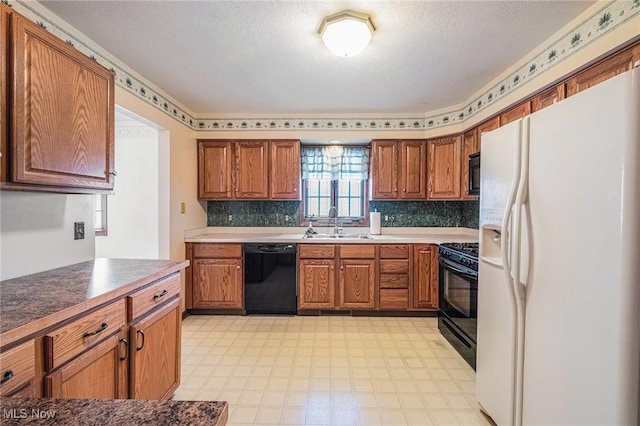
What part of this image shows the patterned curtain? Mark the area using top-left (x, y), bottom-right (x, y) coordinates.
top-left (301, 146), bottom-right (370, 180)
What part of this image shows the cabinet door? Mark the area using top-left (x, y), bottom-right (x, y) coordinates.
top-left (198, 141), bottom-right (233, 199)
top-left (339, 259), bottom-right (376, 309)
top-left (427, 136), bottom-right (461, 200)
top-left (371, 140), bottom-right (398, 199)
top-left (461, 129), bottom-right (478, 200)
top-left (270, 140), bottom-right (300, 199)
top-left (11, 13), bottom-right (115, 190)
top-left (500, 101), bottom-right (531, 126)
top-left (192, 259), bottom-right (243, 309)
top-left (1, 4), bottom-right (7, 183)
top-left (298, 259), bottom-right (335, 309)
top-left (130, 299), bottom-right (181, 400)
top-left (413, 245), bottom-right (438, 310)
top-left (235, 141), bottom-right (268, 199)
top-left (566, 43), bottom-right (640, 96)
top-left (44, 331), bottom-right (128, 399)
top-left (531, 84), bottom-right (565, 112)
top-left (399, 140), bottom-right (427, 199)
top-left (476, 116), bottom-right (500, 151)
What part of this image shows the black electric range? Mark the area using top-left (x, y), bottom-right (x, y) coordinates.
top-left (438, 242), bottom-right (479, 369)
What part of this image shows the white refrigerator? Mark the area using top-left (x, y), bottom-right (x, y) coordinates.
top-left (476, 67), bottom-right (640, 426)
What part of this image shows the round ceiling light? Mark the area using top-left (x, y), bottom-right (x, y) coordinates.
top-left (318, 10), bottom-right (375, 58)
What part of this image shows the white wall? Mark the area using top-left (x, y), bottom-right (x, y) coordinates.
top-left (95, 121), bottom-right (162, 259)
top-left (0, 192), bottom-right (95, 280)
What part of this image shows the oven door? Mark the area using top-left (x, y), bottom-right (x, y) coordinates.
top-left (438, 256), bottom-right (478, 343)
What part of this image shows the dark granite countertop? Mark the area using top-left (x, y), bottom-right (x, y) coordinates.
top-left (0, 398), bottom-right (227, 425)
top-left (0, 259), bottom-right (189, 346)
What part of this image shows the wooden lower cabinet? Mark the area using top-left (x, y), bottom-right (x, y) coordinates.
top-left (187, 243), bottom-right (244, 310)
top-left (379, 244), bottom-right (410, 310)
top-left (44, 331), bottom-right (128, 399)
top-left (0, 340), bottom-right (36, 397)
top-left (129, 299), bottom-right (181, 400)
top-left (298, 259), bottom-right (336, 309)
top-left (413, 245), bottom-right (438, 310)
top-left (192, 258), bottom-right (243, 309)
top-left (339, 259), bottom-right (376, 309)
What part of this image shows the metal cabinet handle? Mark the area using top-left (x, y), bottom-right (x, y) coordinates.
top-left (293, 188), bottom-right (297, 192)
top-left (237, 265), bottom-right (241, 270)
top-left (119, 338), bottom-right (129, 361)
top-left (153, 289), bottom-right (168, 301)
top-left (136, 330), bottom-right (145, 351)
top-left (83, 322), bottom-right (108, 338)
top-left (1, 370), bottom-right (14, 385)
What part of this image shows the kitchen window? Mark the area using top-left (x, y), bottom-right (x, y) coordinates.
top-left (301, 145), bottom-right (369, 225)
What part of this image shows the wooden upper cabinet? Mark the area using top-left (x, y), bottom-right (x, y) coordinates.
top-left (427, 136), bottom-right (461, 200)
top-left (371, 140), bottom-right (399, 199)
top-left (461, 129), bottom-right (479, 200)
top-left (1, 4), bottom-right (7, 183)
top-left (235, 141), bottom-right (268, 199)
top-left (500, 101), bottom-right (531, 126)
top-left (566, 43), bottom-right (640, 97)
top-left (270, 140), bottom-right (300, 200)
top-left (197, 140), bottom-right (268, 200)
top-left (476, 116), bottom-right (500, 151)
top-left (399, 140), bottom-right (427, 199)
top-left (531, 84), bottom-right (565, 112)
top-left (10, 12), bottom-right (115, 190)
top-left (198, 141), bottom-right (233, 199)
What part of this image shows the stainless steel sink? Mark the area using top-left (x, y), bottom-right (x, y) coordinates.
top-left (303, 233), bottom-right (372, 240)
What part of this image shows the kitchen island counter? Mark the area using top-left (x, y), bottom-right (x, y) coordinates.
top-left (0, 397), bottom-right (227, 425)
top-left (0, 258), bottom-right (189, 348)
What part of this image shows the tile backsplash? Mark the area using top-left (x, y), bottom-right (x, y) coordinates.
top-left (207, 200), bottom-right (479, 229)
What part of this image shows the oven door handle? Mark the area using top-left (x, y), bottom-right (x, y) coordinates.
top-left (439, 257), bottom-right (477, 281)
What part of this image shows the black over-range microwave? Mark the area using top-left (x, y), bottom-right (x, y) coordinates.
top-left (469, 152), bottom-right (480, 196)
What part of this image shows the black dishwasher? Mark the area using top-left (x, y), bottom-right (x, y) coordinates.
top-left (243, 243), bottom-right (297, 315)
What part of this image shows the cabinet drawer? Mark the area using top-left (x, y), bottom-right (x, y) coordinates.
top-left (0, 340), bottom-right (35, 397)
top-left (299, 244), bottom-right (336, 259)
top-left (193, 243), bottom-right (242, 258)
top-left (44, 300), bottom-right (126, 371)
top-left (339, 245), bottom-right (375, 259)
top-left (380, 259), bottom-right (409, 274)
top-left (127, 274), bottom-right (180, 321)
top-left (379, 245), bottom-right (409, 259)
top-left (379, 289), bottom-right (409, 310)
top-left (379, 274), bottom-right (409, 289)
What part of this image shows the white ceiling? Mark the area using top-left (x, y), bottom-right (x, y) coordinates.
top-left (40, 1), bottom-right (596, 116)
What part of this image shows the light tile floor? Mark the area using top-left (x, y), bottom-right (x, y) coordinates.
top-left (173, 315), bottom-right (494, 426)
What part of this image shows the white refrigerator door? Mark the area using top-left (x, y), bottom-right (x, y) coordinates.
top-left (476, 120), bottom-right (522, 426)
top-left (522, 69), bottom-right (640, 425)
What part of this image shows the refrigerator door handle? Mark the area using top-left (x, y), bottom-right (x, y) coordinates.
top-left (511, 117), bottom-right (531, 426)
top-left (500, 118), bottom-right (522, 426)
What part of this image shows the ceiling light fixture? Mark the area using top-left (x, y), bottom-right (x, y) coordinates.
top-left (318, 10), bottom-right (375, 58)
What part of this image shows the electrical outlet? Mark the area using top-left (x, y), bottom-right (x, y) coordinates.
top-left (285, 214), bottom-right (290, 223)
top-left (228, 214), bottom-right (233, 222)
top-left (74, 222), bottom-right (85, 240)
top-left (180, 202), bottom-right (186, 214)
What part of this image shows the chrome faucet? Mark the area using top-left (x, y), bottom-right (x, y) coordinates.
top-left (328, 206), bottom-right (340, 235)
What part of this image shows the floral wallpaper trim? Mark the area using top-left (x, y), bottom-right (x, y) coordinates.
top-left (10, 0), bottom-right (639, 133)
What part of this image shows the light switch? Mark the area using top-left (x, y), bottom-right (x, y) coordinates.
top-left (180, 202), bottom-right (186, 214)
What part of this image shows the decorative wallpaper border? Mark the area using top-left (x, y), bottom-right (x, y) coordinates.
top-left (8, 0), bottom-right (639, 132)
